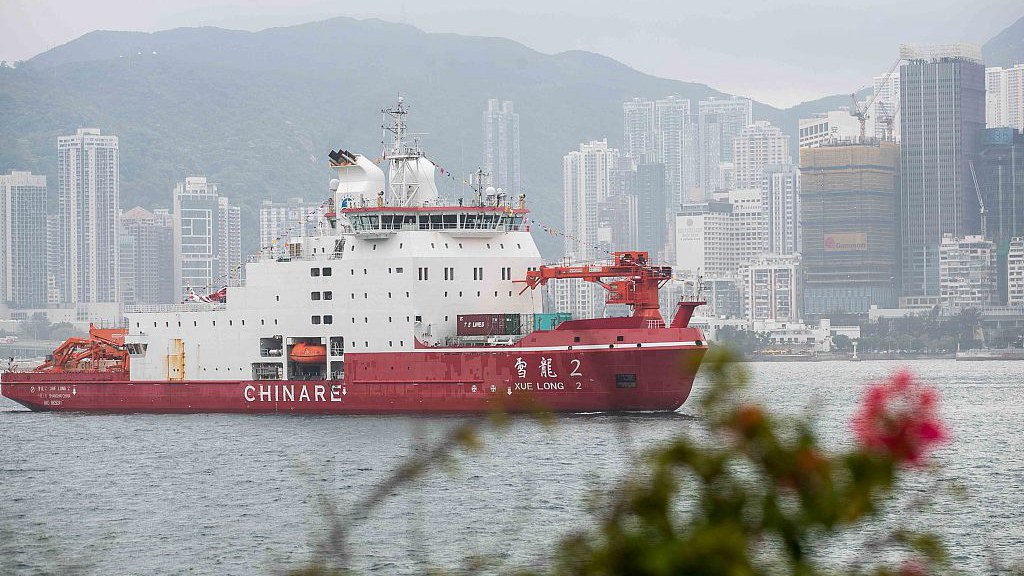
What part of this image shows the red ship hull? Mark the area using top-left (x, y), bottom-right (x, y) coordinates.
top-left (1, 338), bottom-right (705, 415)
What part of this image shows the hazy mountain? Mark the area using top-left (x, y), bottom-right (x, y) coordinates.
top-left (0, 17), bottom-right (874, 256)
top-left (983, 14), bottom-right (1024, 67)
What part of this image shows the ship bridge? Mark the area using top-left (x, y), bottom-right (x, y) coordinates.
top-left (343, 205), bottom-right (528, 238)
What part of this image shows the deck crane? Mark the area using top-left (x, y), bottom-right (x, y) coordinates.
top-left (516, 251), bottom-right (674, 326)
top-left (34, 325), bottom-right (129, 373)
top-left (850, 57), bottom-right (902, 142)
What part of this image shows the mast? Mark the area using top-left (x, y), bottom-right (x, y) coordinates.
top-left (382, 96), bottom-right (423, 206)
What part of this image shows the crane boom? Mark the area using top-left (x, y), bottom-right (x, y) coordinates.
top-left (516, 251), bottom-right (672, 326)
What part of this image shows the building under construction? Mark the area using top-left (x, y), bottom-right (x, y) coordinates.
top-left (800, 141), bottom-right (900, 315)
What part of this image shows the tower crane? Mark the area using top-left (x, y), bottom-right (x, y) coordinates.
top-left (849, 57), bottom-right (902, 142)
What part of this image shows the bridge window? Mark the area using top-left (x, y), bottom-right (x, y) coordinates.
top-left (311, 291), bottom-right (321, 300)
top-left (324, 315), bottom-right (333, 325)
top-left (323, 267), bottom-right (332, 276)
top-left (324, 291), bottom-right (333, 300)
top-left (310, 268), bottom-right (320, 277)
top-left (312, 316), bottom-right (321, 325)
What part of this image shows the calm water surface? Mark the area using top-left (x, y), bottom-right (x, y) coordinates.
top-left (1, 359), bottom-right (1022, 574)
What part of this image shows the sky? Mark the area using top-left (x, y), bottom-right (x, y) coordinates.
top-left (1, 0), bottom-right (1021, 107)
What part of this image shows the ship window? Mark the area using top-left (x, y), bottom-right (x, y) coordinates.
top-left (351, 269), bottom-right (355, 275)
top-left (388, 292), bottom-right (392, 298)
top-left (165, 322), bottom-right (169, 327)
top-left (312, 316), bottom-right (321, 325)
top-left (373, 244), bottom-right (377, 251)
top-left (500, 244), bottom-right (504, 249)
top-left (364, 293), bottom-right (368, 299)
top-left (364, 341), bottom-right (368, 347)
top-left (351, 318), bottom-right (355, 323)
top-left (389, 317), bottom-right (392, 322)
top-left (276, 295), bottom-right (280, 301)
top-left (617, 336), bottom-right (624, 342)
top-left (363, 268), bottom-right (367, 274)
top-left (364, 317), bottom-right (368, 323)
top-left (389, 341), bottom-right (393, 347)
top-left (229, 320), bottom-right (233, 326)
top-left (212, 321), bottom-right (216, 326)
top-left (415, 315), bottom-right (422, 322)
top-left (431, 243), bottom-right (435, 248)
top-left (445, 291), bottom-right (448, 297)
top-left (406, 292), bottom-right (410, 298)
top-left (459, 243), bottom-right (463, 249)
top-left (323, 267), bottom-right (332, 276)
top-left (508, 291), bottom-right (512, 297)
top-left (574, 337), bottom-right (581, 343)
top-left (153, 322), bottom-right (157, 327)
top-left (350, 245), bottom-right (355, 251)
top-left (459, 291), bottom-right (463, 297)
top-left (477, 291), bottom-right (481, 297)
top-left (178, 322), bottom-right (181, 327)
top-left (400, 243), bottom-right (403, 249)
top-left (324, 291), bottom-right (333, 300)
top-left (445, 243), bottom-right (449, 248)
top-left (400, 340), bottom-right (404, 347)
top-left (487, 243), bottom-right (491, 249)
top-left (261, 320), bottom-right (265, 326)
top-left (324, 315), bottom-right (333, 325)
top-left (396, 267), bottom-right (403, 273)
top-left (274, 319), bottom-right (278, 325)
top-left (311, 292), bottom-right (321, 300)
top-left (194, 321), bottom-right (197, 327)
top-left (494, 291), bottom-right (498, 297)
top-left (517, 244), bottom-right (521, 249)
top-left (351, 293), bottom-right (355, 299)
top-left (311, 268), bottom-right (320, 277)
top-left (616, 374), bottom-right (637, 389)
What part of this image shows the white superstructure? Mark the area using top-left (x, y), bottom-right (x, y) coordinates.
top-left (124, 100), bottom-right (543, 382)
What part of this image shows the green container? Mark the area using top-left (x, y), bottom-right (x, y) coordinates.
top-left (533, 313), bottom-right (571, 331)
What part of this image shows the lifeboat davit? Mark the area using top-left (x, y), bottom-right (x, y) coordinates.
top-left (289, 343), bottom-right (327, 364)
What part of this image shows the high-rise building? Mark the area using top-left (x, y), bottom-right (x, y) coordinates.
top-left (699, 97), bottom-right (753, 165)
top-left (986, 64), bottom-right (1024, 131)
top-left (798, 111), bottom-right (865, 148)
top-left (762, 164), bottom-right (800, 255)
top-left (259, 198), bottom-right (323, 256)
top-left (899, 43), bottom-right (986, 297)
top-left (655, 96), bottom-right (695, 208)
top-left (978, 128), bottom-right (1024, 247)
top-left (939, 234), bottom-right (996, 310)
top-left (623, 98), bottom-right (657, 162)
top-left (120, 207), bottom-right (174, 306)
top-left (58, 128), bottom-right (120, 304)
top-left (742, 254), bottom-right (801, 322)
top-left (561, 140), bottom-right (618, 318)
top-left (172, 177), bottom-right (242, 299)
top-left (0, 171), bottom-right (48, 308)
top-left (675, 189), bottom-right (765, 280)
top-left (45, 215), bottom-right (62, 305)
top-left (800, 142), bottom-right (901, 315)
top-left (733, 121), bottom-right (790, 189)
top-left (698, 114), bottom-right (723, 196)
top-left (219, 197), bottom-right (243, 288)
top-left (636, 162), bottom-right (667, 259)
top-left (483, 99), bottom-right (521, 196)
top-left (1008, 237), bottom-right (1024, 306)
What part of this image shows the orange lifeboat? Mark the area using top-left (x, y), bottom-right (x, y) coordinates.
top-left (289, 342), bottom-right (327, 364)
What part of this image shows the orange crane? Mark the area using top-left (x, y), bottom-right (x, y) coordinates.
top-left (516, 251), bottom-right (672, 325)
top-left (34, 325), bottom-right (129, 373)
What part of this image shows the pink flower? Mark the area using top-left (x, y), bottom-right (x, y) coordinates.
top-left (852, 370), bottom-right (948, 465)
